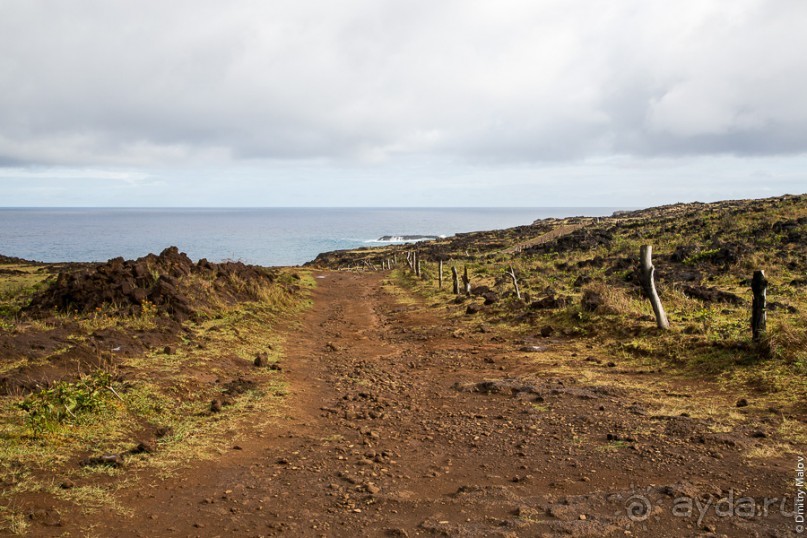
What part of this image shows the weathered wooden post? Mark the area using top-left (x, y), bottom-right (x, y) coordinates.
top-left (751, 270), bottom-right (767, 342)
top-left (506, 265), bottom-right (521, 300)
top-left (451, 266), bottom-right (460, 295)
top-left (438, 259), bottom-right (444, 288)
top-left (462, 266), bottom-right (471, 296)
top-left (417, 260), bottom-right (422, 278)
top-left (639, 245), bottom-right (669, 329)
top-left (415, 253), bottom-right (421, 277)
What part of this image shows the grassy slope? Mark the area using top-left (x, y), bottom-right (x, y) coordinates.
top-left (0, 259), bottom-right (313, 534)
top-left (310, 194), bottom-right (807, 412)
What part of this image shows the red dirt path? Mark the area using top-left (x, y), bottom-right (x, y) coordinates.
top-left (41, 271), bottom-right (799, 537)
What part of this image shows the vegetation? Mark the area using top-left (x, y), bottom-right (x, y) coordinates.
top-left (0, 251), bottom-right (313, 532)
top-left (311, 194), bottom-right (807, 411)
top-left (17, 371), bottom-right (113, 435)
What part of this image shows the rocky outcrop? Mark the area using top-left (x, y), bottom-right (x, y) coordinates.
top-left (27, 246), bottom-right (279, 322)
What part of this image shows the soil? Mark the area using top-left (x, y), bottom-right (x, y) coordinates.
top-left (1, 247), bottom-right (287, 396)
top-left (21, 272), bottom-right (801, 537)
top-left (27, 246), bottom-right (279, 321)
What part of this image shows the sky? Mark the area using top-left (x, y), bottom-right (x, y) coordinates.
top-left (1, 0), bottom-right (806, 207)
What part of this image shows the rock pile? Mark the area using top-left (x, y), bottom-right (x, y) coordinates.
top-left (27, 247), bottom-right (278, 322)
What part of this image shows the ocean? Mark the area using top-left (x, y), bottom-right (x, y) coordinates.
top-left (0, 208), bottom-right (624, 267)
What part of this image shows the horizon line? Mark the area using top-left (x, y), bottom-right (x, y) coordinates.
top-left (0, 205), bottom-right (634, 210)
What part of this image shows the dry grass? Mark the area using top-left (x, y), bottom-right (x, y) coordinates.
top-left (0, 265), bottom-right (314, 531)
top-left (0, 507), bottom-right (29, 535)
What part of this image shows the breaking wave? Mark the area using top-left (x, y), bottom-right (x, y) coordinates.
top-left (365, 234), bottom-right (444, 243)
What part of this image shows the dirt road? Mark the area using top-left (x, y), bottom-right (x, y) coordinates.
top-left (62, 272), bottom-right (798, 537)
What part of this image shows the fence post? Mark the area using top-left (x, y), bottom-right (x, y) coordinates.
top-left (639, 245), bottom-right (669, 329)
top-left (507, 265), bottom-right (521, 300)
top-left (751, 270), bottom-right (767, 342)
top-left (439, 259), bottom-right (443, 288)
top-left (462, 266), bottom-right (471, 296)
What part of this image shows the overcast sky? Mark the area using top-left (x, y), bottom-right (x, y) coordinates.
top-left (1, 0), bottom-right (805, 207)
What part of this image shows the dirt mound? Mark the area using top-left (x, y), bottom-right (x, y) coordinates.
top-left (27, 247), bottom-right (278, 322)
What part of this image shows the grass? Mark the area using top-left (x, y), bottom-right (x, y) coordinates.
top-left (368, 199), bottom-right (807, 443)
top-left (0, 262), bottom-right (314, 531)
top-left (0, 265), bottom-right (52, 327)
top-left (599, 440), bottom-right (631, 452)
top-left (0, 506), bottom-right (29, 535)
top-left (54, 484), bottom-right (133, 517)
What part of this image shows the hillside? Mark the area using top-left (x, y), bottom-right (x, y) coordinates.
top-left (0, 195), bottom-right (804, 536)
top-left (308, 194), bottom-right (807, 410)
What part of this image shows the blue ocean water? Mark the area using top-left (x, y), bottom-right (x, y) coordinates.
top-left (0, 208), bottom-right (623, 266)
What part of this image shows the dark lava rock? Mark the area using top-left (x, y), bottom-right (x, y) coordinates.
top-left (155, 425), bottom-right (174, 439)
top-left (466, 304), bottom-right (483, 315)
top-left (576, 256), bottom-right (605, 268)
top-left (769, 301), bottom-right (798, 313)
top-left (26, 246), bottom-right (280, 323)
top-left (530, 294), bottom-right (568, 310)
top-left (80, 453), bottom-right (124, 468)
top-left (130, 440), bottom-right (156, 454)
top-left (682, 285), bottom-right (744, 305)
top-left (254, 352), bottom-right (268, 367)
top-left (736, 398), bottom-right (749, 408)
top-left (470, 285), bottom-right (492, 296)
top-left (210, 399), bottom-right (223, 413)
top-left (222, 377), bottom-right (257, 396)
top-left (581, 289), bottom-right (605, 312)
top-left (671, 245), bottom-right (697, 263)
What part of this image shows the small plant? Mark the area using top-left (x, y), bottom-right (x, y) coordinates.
top-left (0, 509), bottom-right (29, 535)
top-left (132, 299), bottom-right (159, 329)
top-left (140, 299), bottom-right (157, 318)
top-left (693, 307), bottom-right (715, 334)
top-left (683, 248), bottom-right (721, 265)
top-left (17, 371), bottom-right (113, 435)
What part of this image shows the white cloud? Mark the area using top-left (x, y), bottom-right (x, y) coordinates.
top-left (0, 0), bottom-right (805, 205)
